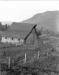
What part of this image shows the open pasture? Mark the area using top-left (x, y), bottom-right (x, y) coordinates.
top-left (0, 33), bottom-right (59, 75)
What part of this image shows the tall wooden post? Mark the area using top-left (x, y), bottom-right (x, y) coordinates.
top-left (37, 51), bottom-right (40, 59)
top-left (8, 56), bottom-right (11, 68)
top-left (24, 53), bottom-right (26, 63)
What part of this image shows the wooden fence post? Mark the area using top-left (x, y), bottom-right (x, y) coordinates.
top-left (24, 53), bottom-right (26, 63)
top-left (8, 56), bottom-right (11, 68)
top-left (37, 51), bottom-right (40, 59)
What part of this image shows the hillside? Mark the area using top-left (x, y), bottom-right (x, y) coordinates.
top-left (9, 22), bottom-right (35, 32)
top-left (23, 11), bottom-right (59, 33)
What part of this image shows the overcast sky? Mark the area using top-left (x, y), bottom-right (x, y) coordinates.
top-left (0, 1), bottom-right (59, 24)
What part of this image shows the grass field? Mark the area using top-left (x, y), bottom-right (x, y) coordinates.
top-left (0, 34), bottom-right (59, 75)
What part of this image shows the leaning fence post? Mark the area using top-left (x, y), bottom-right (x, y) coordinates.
top-left (24, 53), bottom-right (26, 63)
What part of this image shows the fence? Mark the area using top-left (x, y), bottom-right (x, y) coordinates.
top-left (0, 46), bottom-right (59, 75)
top-left (0, 53), bottom-right (59, 75)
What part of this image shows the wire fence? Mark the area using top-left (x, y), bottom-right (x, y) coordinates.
top-left (0, 54), bottom-right (58, 74)
top-left (0, 44), bottom-right (58, 75)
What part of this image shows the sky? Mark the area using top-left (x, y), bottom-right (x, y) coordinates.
top-left (0, 1), bottom-right (59, 24)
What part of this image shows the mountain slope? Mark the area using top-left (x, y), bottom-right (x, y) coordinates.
top-left (23, 11), bottom-right (59, 33)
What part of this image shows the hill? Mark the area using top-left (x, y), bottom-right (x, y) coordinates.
top-left (23, 11), bottom-right (59, 33)
top-left (9, 22), bottom-right (35, 32)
